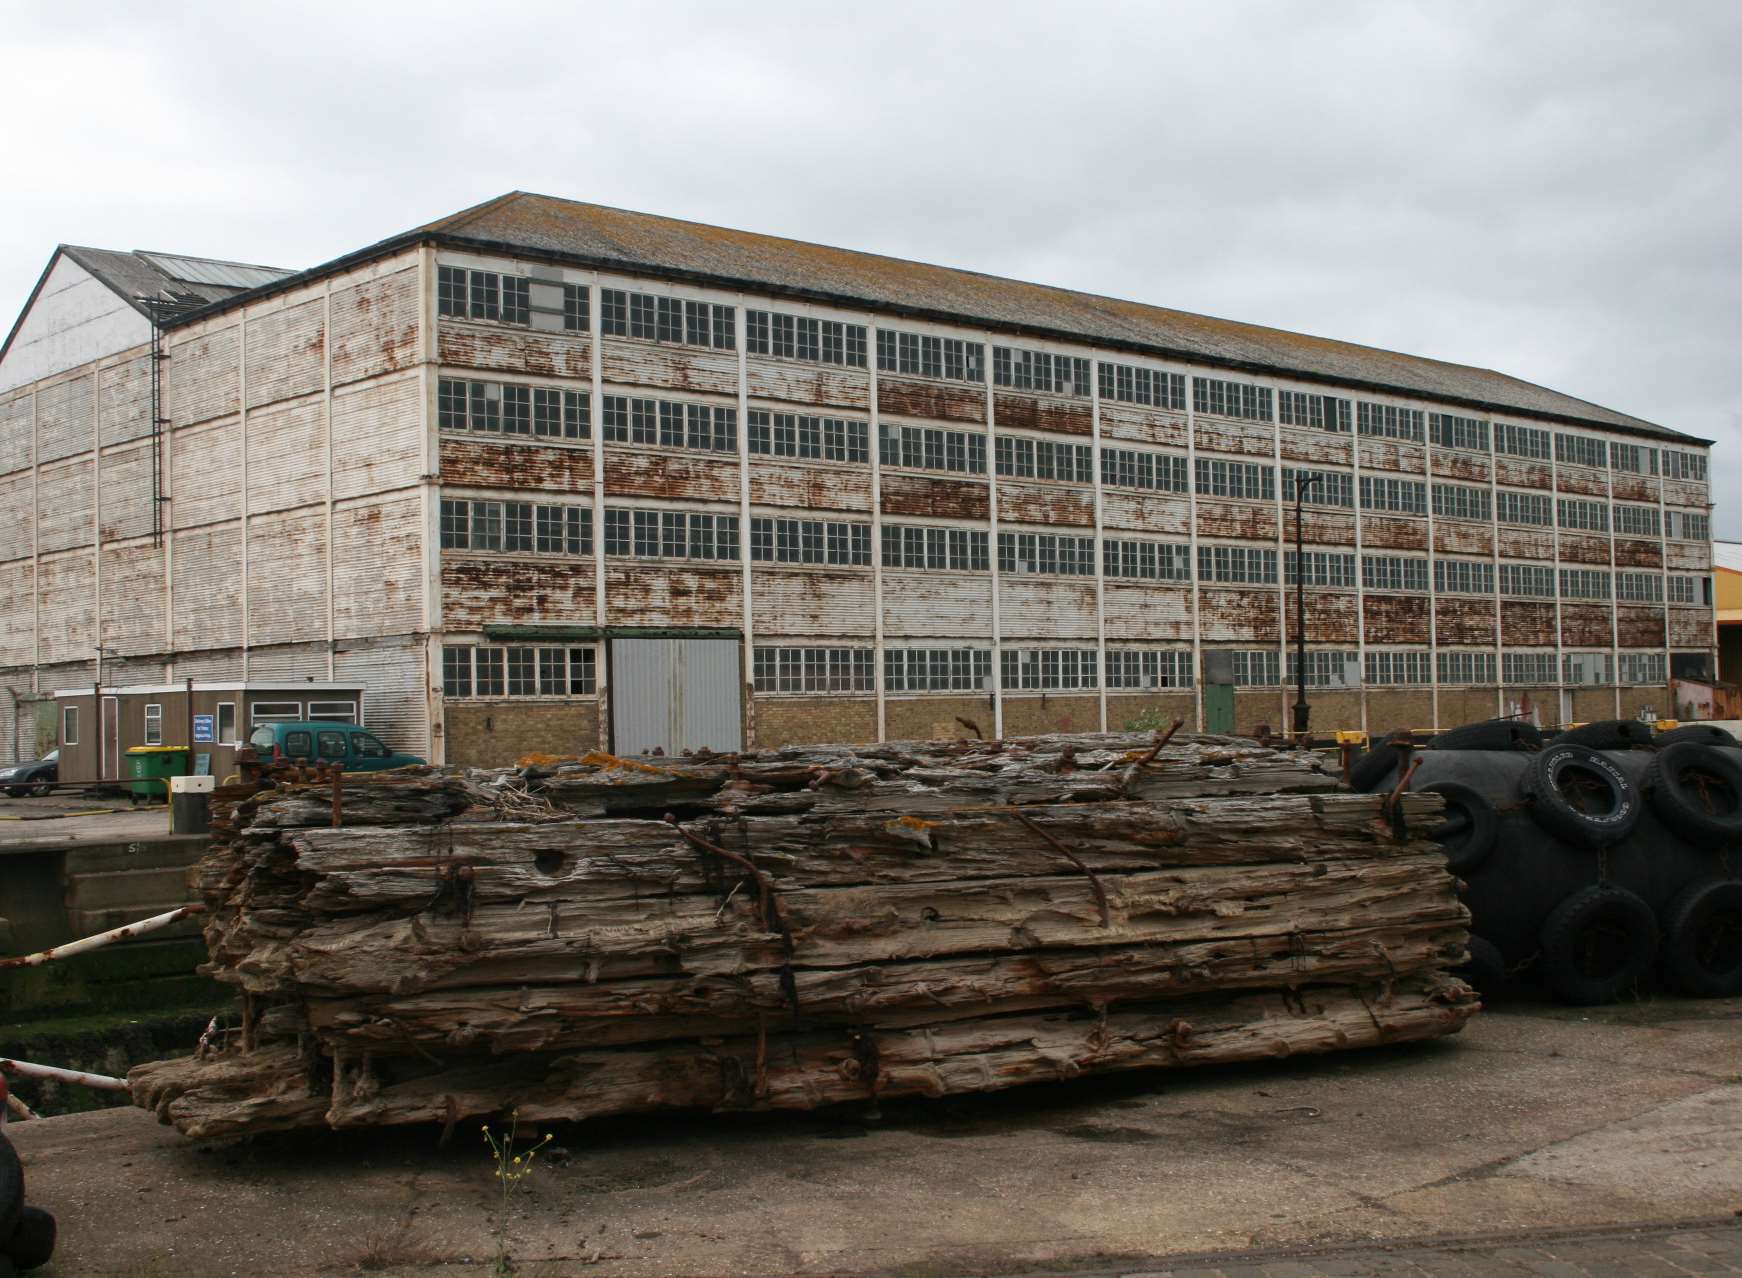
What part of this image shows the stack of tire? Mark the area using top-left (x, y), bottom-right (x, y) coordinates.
top-left (1350, 718), bottom-right (1742, 1006)
top-left (0, 1124), bottom-right (55, 1275)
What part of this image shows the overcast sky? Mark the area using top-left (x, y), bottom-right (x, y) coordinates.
top-left (3, 1), bottom-right (1737, 530)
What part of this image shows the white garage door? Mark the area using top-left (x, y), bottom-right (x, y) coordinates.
top-left (609, 637), bottom-right (743, 757)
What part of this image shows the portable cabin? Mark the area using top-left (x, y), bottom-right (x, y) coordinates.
top-left (52, 682), bottom-right (367, 784)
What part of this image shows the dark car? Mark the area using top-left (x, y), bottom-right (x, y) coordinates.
top-left (246, 723), bottom-right (424, 772)
top-left (0, 750), bottom-right (57, 798)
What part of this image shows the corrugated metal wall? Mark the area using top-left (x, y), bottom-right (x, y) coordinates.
top-left (610, 638), bottom-right (742, 756)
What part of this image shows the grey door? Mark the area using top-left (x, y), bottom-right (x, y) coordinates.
top-left (610, 638), bottom-right (744, 756)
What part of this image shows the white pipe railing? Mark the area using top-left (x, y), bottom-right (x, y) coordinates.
top-left (0, 903), bottom-right (205, 969)
top-left (1, 1058), bottom-right (130, 1092)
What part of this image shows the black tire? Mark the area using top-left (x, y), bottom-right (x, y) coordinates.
top-left (28, 783), bottom-right (50, 799)
top-left (1419, 780), bottom-right (1499, 875)
top-left (1430, 719), bottom-right (1542, 752)
top-left (1658, 879), bottom-right (1742, 998)
top-left (1457, 934), bottom-right (1508, 994)
top-left (0, 1131), bottom-right (19, 1246)
top-left (3, 1206), bottom-right (53, 1271)
top-left (1349, 731), bottom-right (1412, 792)
top-left (1556, 719), bottom-right (1654, 750)
top-left (1643, 743), bottom-right (1742, 849)
top-left (1654, 724), bottom-right (1740, 749)
top-left (1522, 743), bottom-right (1639, 847)
top-left (1538, 884), bottom-right (1658, 1005)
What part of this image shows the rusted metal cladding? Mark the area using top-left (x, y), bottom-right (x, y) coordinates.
top-left (1301, 591), bottom-right (1359, 633)
top-left (100, 444), bottom-right (155, 541)
top-left (100, 541), bottom-right (165, 654)
top-left (334, 638), bottom-right (429, 752)
top-left (881, 573), bottom-right (991, 639)
top-left (1433, 520), bottom-right (1494, 557)
top-left (1358, 514), bottom-right (1428, 551)
top-left (172, 523), bottom-right (242, 651)
top-left (1557, 532), bottom-right (1611, 565)
top-left (1662, 479), bottom-right (1708, 508)
top-left (1359, 440), bottom-right (1425, 475)
top-left (605, 564), bottom-right (741, 629)
top-left (172, 649), bottom-right (243, 680)
top-left (330, 265), bottom-right (421, 387)
top-left (1501, 601), bottom-right (1559, 646)
top-left (1497, 528), bottom-right (1555, 560)
top-left (1494, 458), bottom-right (1552, 489)
top-left (99, 355), bottom-right (152, 448)
top-left (1560, 603), bottom-right (1614, 647)
top-left (36, 459), bottom-right (93, 554)
top-left (1612, 538), bottom-right (1663, 568)
top-left (999, 580), bottom-right (1098, 640)
top-left (442, 439), bottom-right (594, 496)
top-left (1431, 451), bottom-right (1490, 483)
top-left (248, 508), bottom-right (328, 646)
top-left (443, 559), bottom-right (597, 629)
top-left (879, 473), bottom-right (989, 520)
top-left (748, 461), bottom-right (872, 513)
top-left (877, 376), bottom-right (985, 425)
top-left (34, 374), bottom-right (93, 464)
top-left (332, 495), bottom-right (424, 639)
top-left (1615, 606), bottom-right (1666, 649)
top-left (170, 419), bottom-right (242, 529)
top-left (993, 393), bottom-right (1090, 437)
top-left (1364, 594), bottom-right (1430, 644)
top-left (1554, 466), bottom-right (1607, 497)
top-left (1101, 584), bottom-right (1192, 639)
top-left (1669, 608), bottom-right (1714, 647)
top-left (1196, 499), bottom-right (1278, 541)
top-left (602, 342), bottom-right (735, 397)
top-left (1435, 598), bottom-right (1497, 645)
top-left (1278, 428), bottom-right (1352, 466)
top-left (248, 398), bottom-right (326, 513)
top-left (744, 359), bottom-right (868, 411)
top-left (751, 569), bottom-right (876, 636)
top-left (0, 393), bottom-right (31, 474)
top-left (1297, 508), bottom-right (1355, 544)
top-left (37, 553), bottom-right (94, 672)
top-left (1665, 541), bottom-right (1712, 571)
top-left (0, 562), bottom-right (31, 665)
top-left (439, 327), bottom-right (592, 381)
top-left (1099, 490), bottom-right (1190, 536)
top-left (1098, 404), bottom-right (1187, 448)
top-left (1194, 423), bottom-right (1273, 459)
top-left (604, 451), bottom-right (739, 502)
top-left (332, 372), bottom-right (424, 501)
top-left (0, 471), bottom-right (32, 561)
top-left (1610, 474), bottom-right (1659, 503)
top-left (998, 480), bottom-right (1094, 528)
top-left (164, 325), bottom-right (239, 427)
top-left (1199, 587), bottom-right (1280, 642)
top-left (245, 295), bottom-right (325, 409)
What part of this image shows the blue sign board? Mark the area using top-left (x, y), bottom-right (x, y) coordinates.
top-left (192, 714), bottom-right (216, 743)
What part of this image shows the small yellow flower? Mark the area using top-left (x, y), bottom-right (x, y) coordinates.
top-left (513, 1156), bottom-right (522, 1165)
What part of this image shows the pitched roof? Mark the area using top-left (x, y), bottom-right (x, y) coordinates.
top-left (179, 191), bottom-right (1700, 443)
top-left (60, 245), bottom-right (294, 315)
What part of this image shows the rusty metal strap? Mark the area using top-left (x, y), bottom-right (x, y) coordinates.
top-left (1005, 809), bottom-right (1112, 927)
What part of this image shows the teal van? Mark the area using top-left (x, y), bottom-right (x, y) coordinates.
top-left (246, 722), bottom-right (425, 772)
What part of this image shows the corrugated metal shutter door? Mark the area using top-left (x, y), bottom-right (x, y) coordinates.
top-left (610, 638), bottom-right (742, 757)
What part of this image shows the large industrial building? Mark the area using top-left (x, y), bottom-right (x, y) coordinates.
top-left (0, 193), bottom-right (1717, 768)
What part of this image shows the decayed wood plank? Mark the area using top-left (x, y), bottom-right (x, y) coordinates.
top-left (133, 975), bottom-right (1474, 1139)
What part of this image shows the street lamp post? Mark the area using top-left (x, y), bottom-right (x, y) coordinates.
top-left (1291, 473), bottom-right (1323, 737)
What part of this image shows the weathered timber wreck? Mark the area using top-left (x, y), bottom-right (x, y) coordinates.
top-left (130, 732), bottom-right (1478, 1138)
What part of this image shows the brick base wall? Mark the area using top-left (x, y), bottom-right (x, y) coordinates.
top-left (884, 695), bottom-right (998, 744)
top-left (1105, 692), bottom-right (1198, 733)
top-left (445, 700), bottom-right (600, 768)
top-left (1000, 694), bottom-right (1101, 736)
top-left (753, 697), bottom-right (878, 748)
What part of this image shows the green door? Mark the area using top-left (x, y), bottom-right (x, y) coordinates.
top-left (1204, 683), bottom-right (1235, 735)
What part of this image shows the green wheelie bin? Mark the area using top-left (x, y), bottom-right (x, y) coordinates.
top-left (125, 745), bottom-right (190, 804)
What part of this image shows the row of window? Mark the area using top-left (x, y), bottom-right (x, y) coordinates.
top-left (753, 646), bottom-right (876, 693)
top-left (1100, 361), bottom-right (1186, 411)
top-left (1002, 435), bottom-right (1095, 484)
top-left (749, 411), bottom-right (870, 463)
top-left (883, 524), bottom-right (988, 572)
top-left (1000, 532), bottom-right (1097, 577)
top-left (1279, 390), bottom-right (1351, 433)
top-left (442, 644), bottom-right (597, 698)
top-left (877, 328), bottom-right (984, 383)
top-left (746, 310), bottom-right (867, 367)
top-left (1002, 648), bottom-right (1099, 690)
top-left (604, 395), bottom-right (736, 453)
top-left (440, 499), bottom-right (592, 555)
top-left (437, 267), bottom-right (587, 333)
top-left (439, 379), bottom-right (591, 439)
top-left (605, 509), bottom-right (741, 561)
top-left (1430, 412), bottom-right (1488, 452)
top-left (601, 289), bottom-right (735, 350)
top-left (994, 346), bottom-right (1093, 397)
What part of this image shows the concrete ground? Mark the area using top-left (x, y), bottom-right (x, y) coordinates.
top-left (6, 996), bottom-right (1740, 1278)
top-left (0, 793), bottom-right (172, 848)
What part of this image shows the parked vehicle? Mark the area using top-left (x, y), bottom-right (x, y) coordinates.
top-left (0, 751), bottom-right (57, 798)
top-left (245, 722), bottom-right (424, 772)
